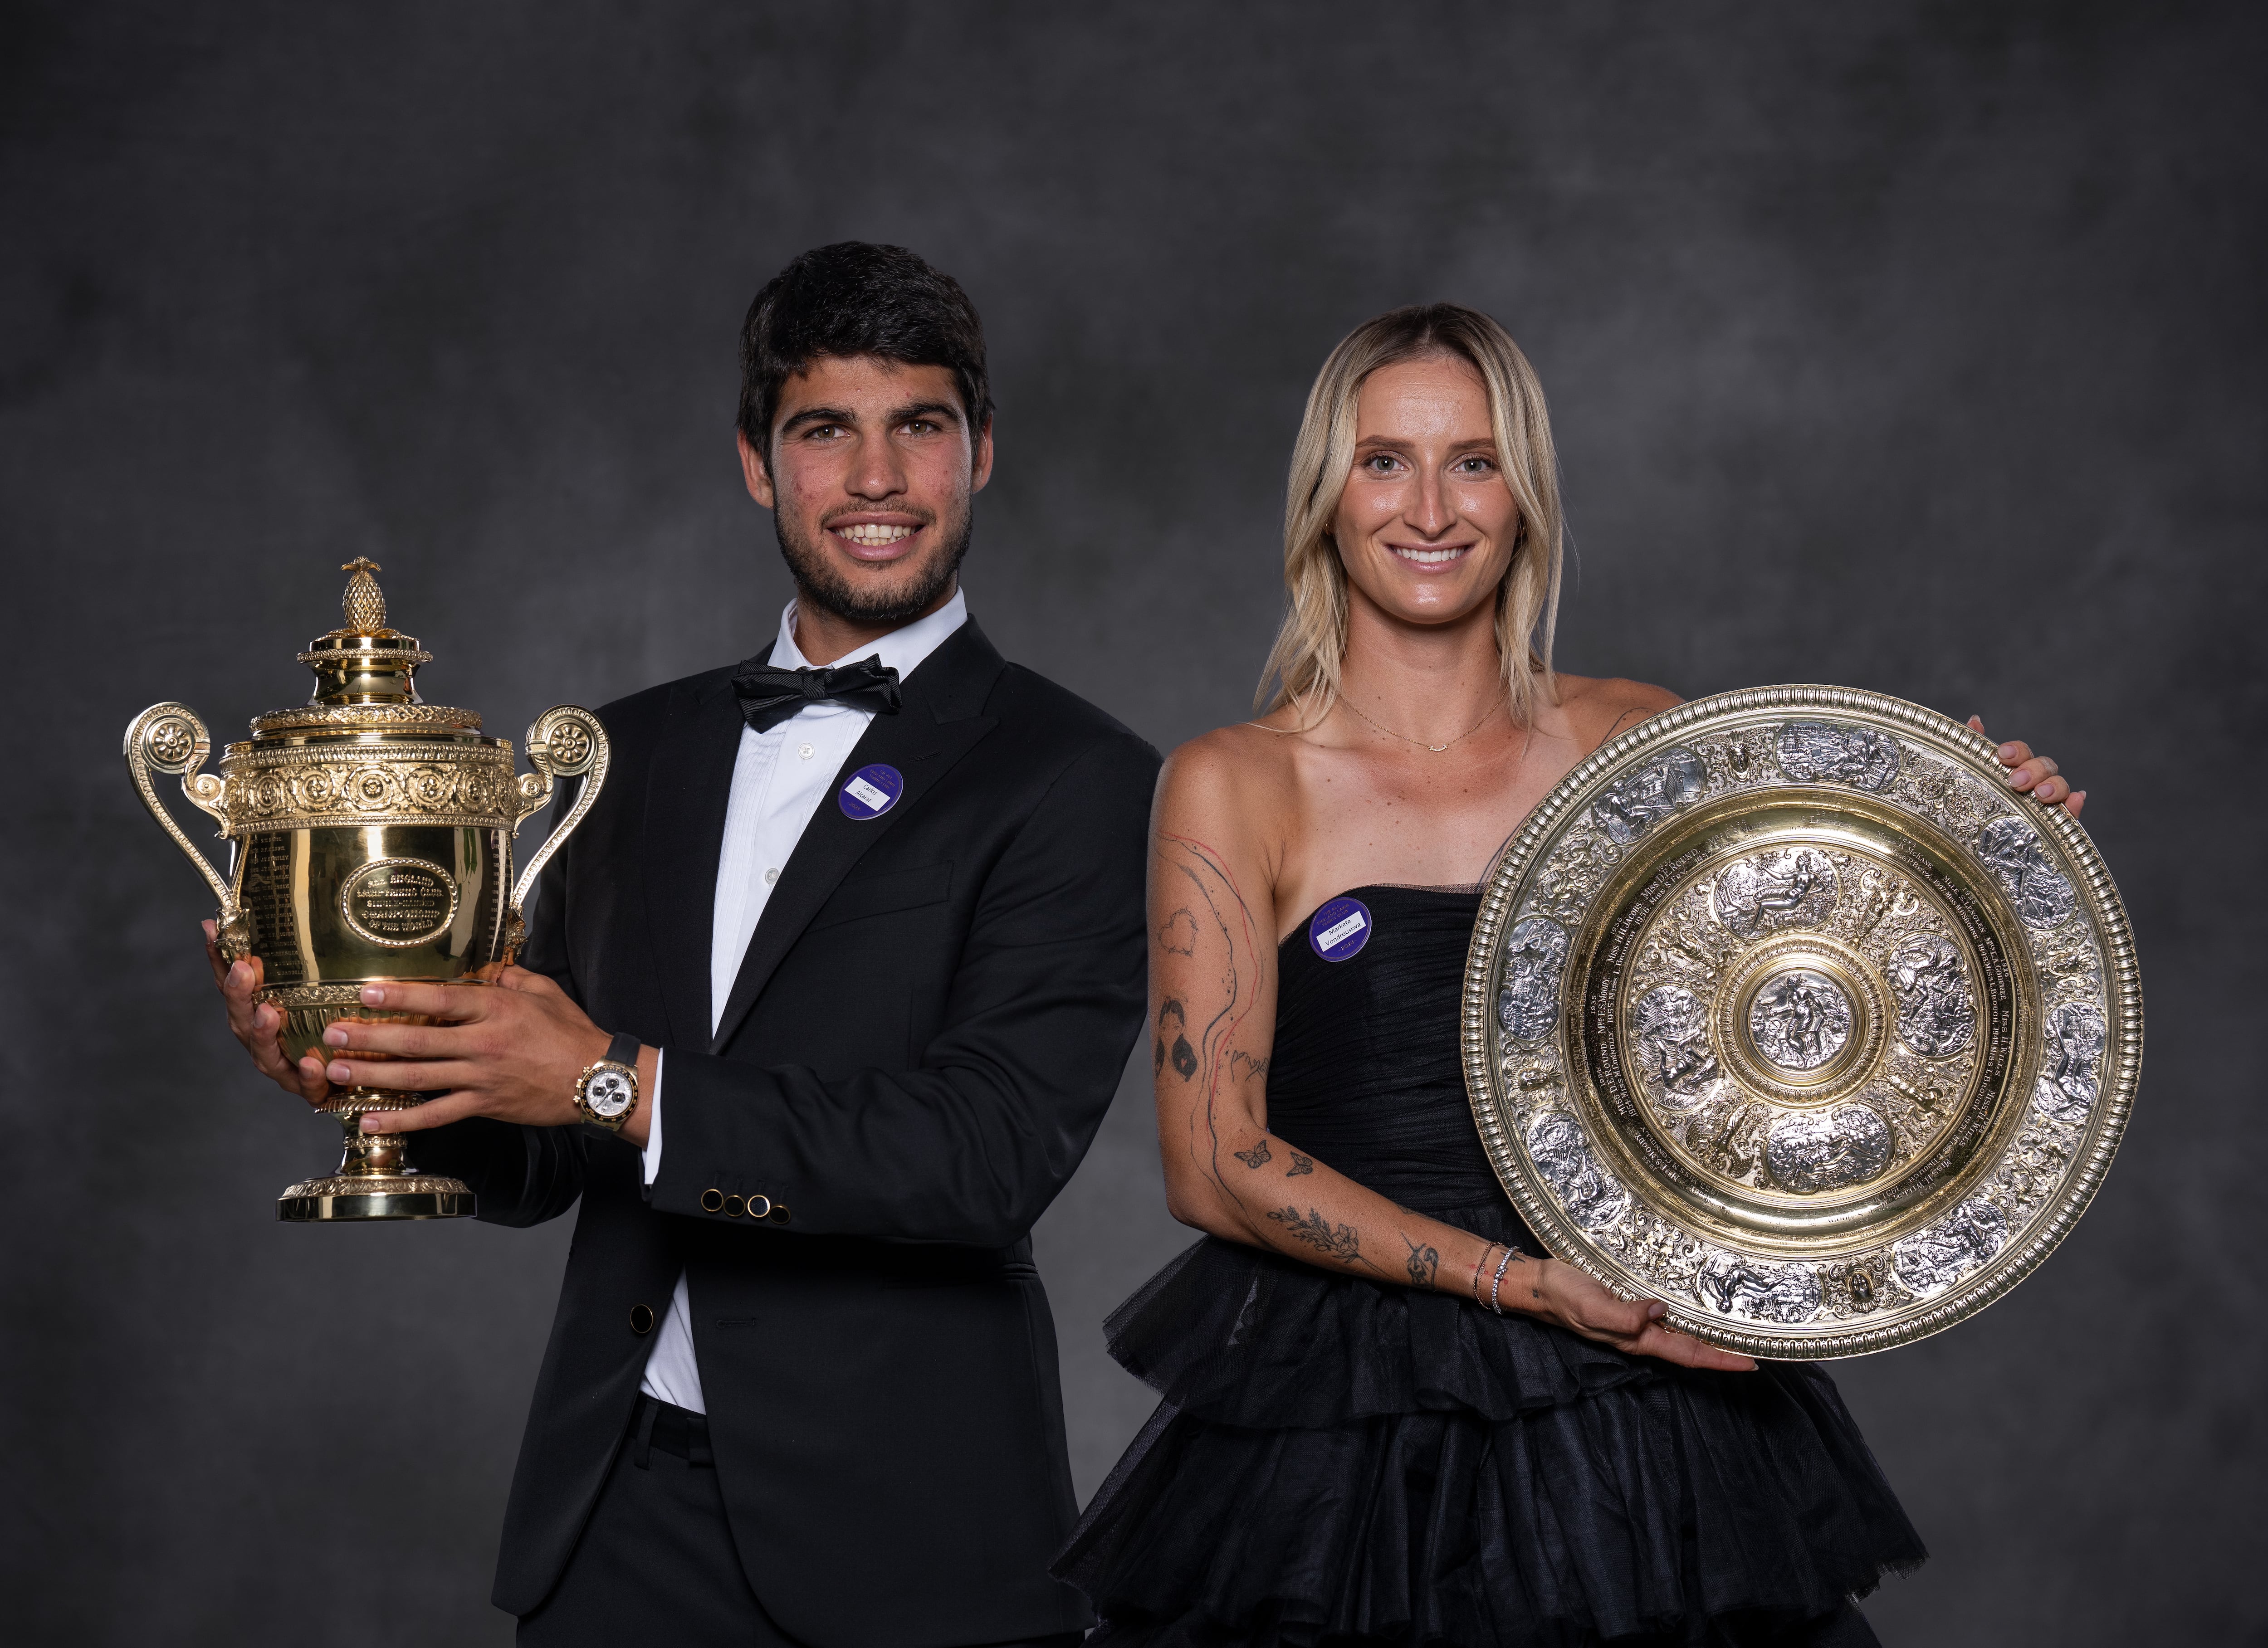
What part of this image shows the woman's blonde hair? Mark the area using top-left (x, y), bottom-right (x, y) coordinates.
top-left (1256, 303), bottom-right (1566, 727)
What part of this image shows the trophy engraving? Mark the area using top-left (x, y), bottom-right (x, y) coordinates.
top-left (124, 559), bottom-right (611, 1221)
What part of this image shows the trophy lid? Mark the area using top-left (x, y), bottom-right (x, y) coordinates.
top-left (249, 559), bottom-right (482, 735)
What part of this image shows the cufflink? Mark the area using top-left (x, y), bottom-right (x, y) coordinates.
top-left (700, 1188), bottom-right (724, 1213)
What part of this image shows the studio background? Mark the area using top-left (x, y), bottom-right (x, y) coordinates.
top-left (5, 4), bottom-right (2261, 1644)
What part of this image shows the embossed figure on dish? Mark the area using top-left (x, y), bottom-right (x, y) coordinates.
top-left (1891, 1199), bottom-right (2009, 1298)
top-left (1631, 985), bottom-right (1721, 1109)
top-left (1694, 1250), bottom-right (1823, 1324)
top-left (1745, 968), bottom-right (1853, 1072)
top-left (2033, 1002), bottom-right (2106, 1128)
top-left (1774, 721), bottom-right (1901, 792)
top-left (1975, 814), bottom-right (2079, 930)
top-left (1588, 746), bottom-right (1708, 845)
top-left (1886, 935), bottom-right (1975, 1058)
top-left (1497, 916), bottom-right (1571, 1043)
top-left (1525, 1112), bottom-right (1630, 1232)
top-left (1711, 847), bottom-right (1838, 940)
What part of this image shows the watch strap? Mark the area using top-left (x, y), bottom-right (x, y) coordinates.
top-left (602, 1031), bottom-right (641, 1071)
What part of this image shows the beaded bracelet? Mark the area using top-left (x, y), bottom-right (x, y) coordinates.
top-left (1487, 1244), bottom-right (1519, 1315)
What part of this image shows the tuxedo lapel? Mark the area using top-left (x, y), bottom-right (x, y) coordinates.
top-left (708, 622), bottom-right (1006, 1054)
top-left (643, 672), bottom-right (745, 1049)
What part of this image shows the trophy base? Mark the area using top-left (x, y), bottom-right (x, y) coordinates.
top-left (277, 1174), bottom-right (475, 1222)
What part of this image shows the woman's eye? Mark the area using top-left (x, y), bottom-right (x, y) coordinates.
top-left (1361, 453), bottom-right (1401, 473)
top-left (1454, 456), bottom-right (1497, 475)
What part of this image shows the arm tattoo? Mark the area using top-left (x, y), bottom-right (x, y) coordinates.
top-left (1229, 1050), bottom-right (1269, 1084)
top-left (1156, 833), bottom-right (1268, 1202)
top-left (1155, 999), bottom-right (1197, 1082)
top-left (1267, 1206), bottom-right (1362, 1264)
top-left (1403, 1234), bottom-right (1441, 1288)
top-left (1156, 908), bottom-right (1198, 956)
top-left (1233, 1137), bottom-right (1273, 1170)
top-left (1286, 1151), bottom-right (1313, 1177)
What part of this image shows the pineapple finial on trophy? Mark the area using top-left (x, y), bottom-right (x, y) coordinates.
top-left (340, 556), bottom-right (388, 634)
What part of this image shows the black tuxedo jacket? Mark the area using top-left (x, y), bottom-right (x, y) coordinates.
top-left (414, 620), bottom-right (1158, 1646)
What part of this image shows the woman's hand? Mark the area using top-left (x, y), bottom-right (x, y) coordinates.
top-left (1507, 1250), bottom-right (1757, 1372)
top-left (1968, 716), bottom-right (2086, 817)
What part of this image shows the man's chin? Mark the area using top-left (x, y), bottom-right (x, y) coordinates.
top-left (779, 517), bottom-right (970, 629)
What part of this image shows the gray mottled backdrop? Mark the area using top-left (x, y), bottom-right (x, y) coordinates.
top-left (5, 3), bottom-right (2261, 1643)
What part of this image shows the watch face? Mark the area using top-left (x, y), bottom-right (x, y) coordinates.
top-left (585, 1066), bottom-right (636, 1119)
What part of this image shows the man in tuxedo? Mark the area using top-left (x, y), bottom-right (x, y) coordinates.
top-left (211, 242), bottom-right (1158, 1646)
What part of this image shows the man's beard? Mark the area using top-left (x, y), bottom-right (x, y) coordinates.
top-left (774, 505), bottom-right (974, 629)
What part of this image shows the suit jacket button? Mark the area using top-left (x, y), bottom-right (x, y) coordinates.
top-left (768, 1203), bottom-right (791, 1224)
top-left (699, 1189), bottom-right (724, 1213)
top-left (745, 1194), bottom-right (773, 1219)
top-left (630, 1304), bottom-right (655, 1336)
top-left (722, 1194), bottom-right (745, 1218)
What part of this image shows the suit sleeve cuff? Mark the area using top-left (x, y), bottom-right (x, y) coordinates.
top-left (640, 1048), bottom-right (664, 1187)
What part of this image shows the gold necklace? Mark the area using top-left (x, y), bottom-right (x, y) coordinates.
top-left (1339, 696), bottom-right (1504, 753)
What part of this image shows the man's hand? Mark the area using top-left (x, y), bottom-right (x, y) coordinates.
top-left (206, 919), bottom-right (332, 1106)
top-left (317, 969), bottom-right (654, 1146)
top-left (1514, 1253), bottom-right (1759, 1373)
top-left (1968, 716), bottom-right (2087, 817)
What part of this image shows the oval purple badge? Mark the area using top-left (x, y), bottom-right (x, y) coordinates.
top-left (837, 763), bottom-right (904, 821)
top-left (1307, 896), bottom-right (1372, 962)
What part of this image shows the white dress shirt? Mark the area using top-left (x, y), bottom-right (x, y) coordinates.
top-left (635, 588), bottom-right (969, 1414)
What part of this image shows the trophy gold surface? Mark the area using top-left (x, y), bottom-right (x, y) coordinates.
top-left (1463, 687), bottom-right (2140, 1358)
top-left (124, 560), bottom-right (610, 1223)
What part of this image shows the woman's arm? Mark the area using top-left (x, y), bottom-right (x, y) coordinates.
top-left (1149, 738), bottom-right (1753, 1371)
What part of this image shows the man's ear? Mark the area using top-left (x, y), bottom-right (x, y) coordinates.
top-left (968, 416), bottom-right (995, 496)
top-left (737, 428), bottom-right (776, 509)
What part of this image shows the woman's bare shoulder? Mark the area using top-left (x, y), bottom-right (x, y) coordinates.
top-left (1551, 671), bottom-right (1682, 750)
top-left (1163, 718), bottom-right (1302, 802)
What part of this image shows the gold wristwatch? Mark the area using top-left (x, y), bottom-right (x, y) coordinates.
top-left (574, 1032), bottom-right (642, 1133)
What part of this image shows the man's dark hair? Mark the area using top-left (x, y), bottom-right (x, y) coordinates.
top-left (737, 243), bottom-right (993, 463)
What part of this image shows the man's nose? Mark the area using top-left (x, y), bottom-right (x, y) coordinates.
top-left (847, 438), bottom-right (908, 499)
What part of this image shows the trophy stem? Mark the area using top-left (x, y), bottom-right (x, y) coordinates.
top-left (277, 1089), bottom-right (475, 1223)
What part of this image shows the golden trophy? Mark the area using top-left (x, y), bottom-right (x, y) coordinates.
top-left (124, 559), bottom-right (610, 1222)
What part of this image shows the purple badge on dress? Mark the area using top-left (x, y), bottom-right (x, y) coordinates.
top-left (1307, 896), bottom-right (1372, 962)
top-left (837, 763), bottom-right (904, 821)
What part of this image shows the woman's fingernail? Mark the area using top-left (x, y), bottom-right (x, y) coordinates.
top-left (361, 985), bottom-right (385, 1006)
top-left (361, 1115), bottom-right (383, 1133)
top-left (1647, 1302), bottom-right (1667, 1320)
top-left (2035, 784), bottom-right (2056, 800)
top-left (327, 1061), bottom-right (352, 1082)
top-left (1998, 743), bottom-right (2020, 760)
top-left (323, 1026), bottom-right (347, 1046)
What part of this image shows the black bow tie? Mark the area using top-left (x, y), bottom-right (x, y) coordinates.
top-left (730, 654), bottom-right (903, 734)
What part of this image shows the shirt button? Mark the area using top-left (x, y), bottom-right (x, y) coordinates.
top-left (763, 868), bottom-right (779, 885)
top-left (798, 742), bottom-right (815, 760)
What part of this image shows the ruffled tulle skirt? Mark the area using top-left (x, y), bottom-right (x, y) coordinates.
top-left (1054, 1204), bottom-right (1924, 1647)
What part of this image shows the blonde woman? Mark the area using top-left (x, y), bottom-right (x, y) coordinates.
top-left (1056, 305), bottom-right (2085, 1646)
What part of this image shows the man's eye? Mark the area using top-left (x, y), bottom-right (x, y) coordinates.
top-left (903, 419), bottom-right (938, 435)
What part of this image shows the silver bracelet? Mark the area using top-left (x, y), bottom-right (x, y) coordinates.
top-left (1487, 1244), bottom-right (1518, 1315)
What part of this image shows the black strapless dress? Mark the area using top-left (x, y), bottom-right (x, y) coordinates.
top-left (1055, 886), bottom-right (1924, 1647)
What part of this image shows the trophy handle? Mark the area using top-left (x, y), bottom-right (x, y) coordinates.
top-left (504, 704), bottom-right (610, 943)
top-left (124, 702), bottom-right (244, 951)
